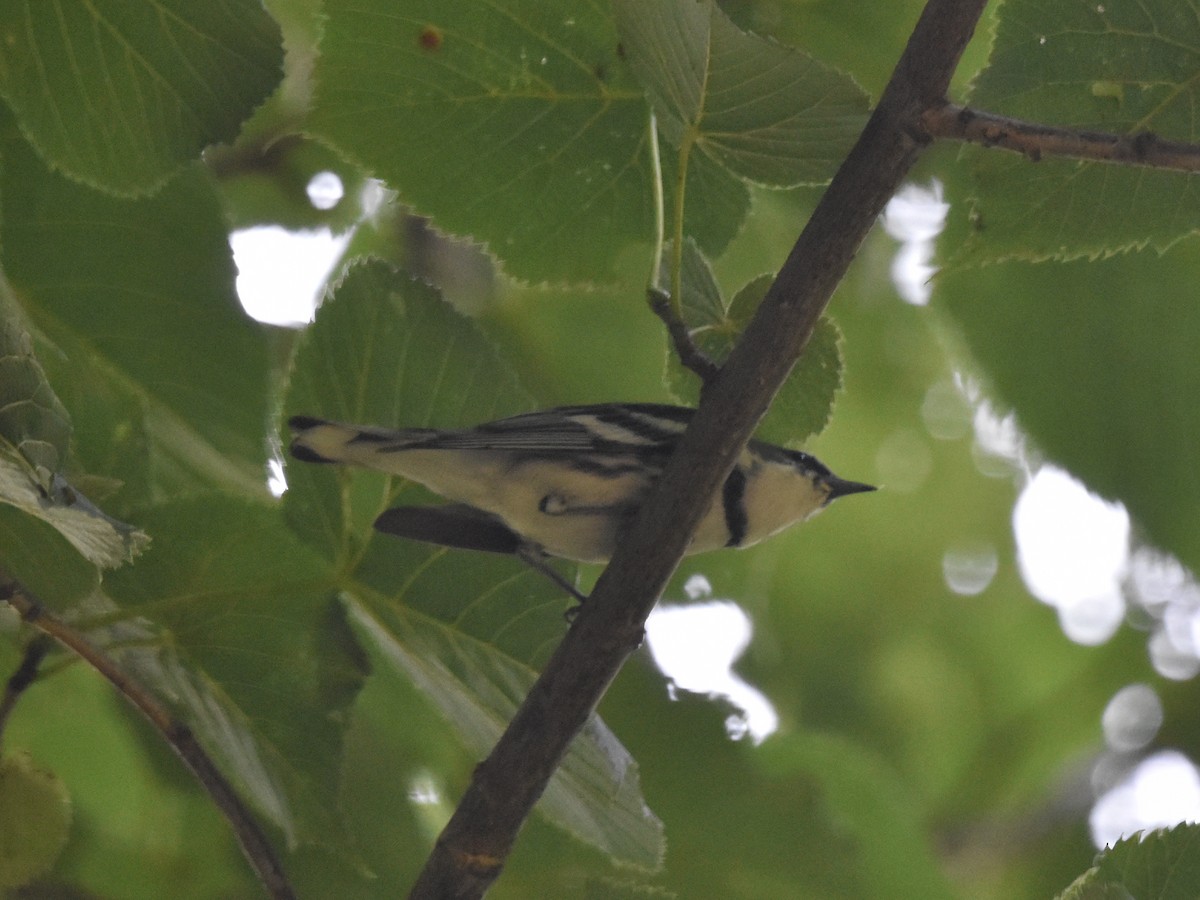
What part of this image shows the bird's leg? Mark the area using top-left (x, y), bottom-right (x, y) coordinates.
top-left (515, 544), bottom-right (589, 613)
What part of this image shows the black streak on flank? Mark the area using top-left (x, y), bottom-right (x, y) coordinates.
top-left (721, 467), bottom-right (748, 547)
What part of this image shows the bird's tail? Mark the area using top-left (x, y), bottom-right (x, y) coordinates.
top-left (287, 415), bottom-right (436, 466)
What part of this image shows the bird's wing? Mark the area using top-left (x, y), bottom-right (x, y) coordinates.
top-left (420, 404), bottom-right (694, 454)
top-left (373, 504), bottom-right (522, 554)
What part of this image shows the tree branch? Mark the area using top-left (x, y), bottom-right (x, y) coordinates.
top-left (407, 1), bottom-right (988, 897)
top-left (647, 287), bottom-right (721, 386)
top-left (923, 102), bottom-right (1200, 173)
top-left (0, 574), bottom-right (296, 900)
top-left (0, 634), bottom-right (52, 753)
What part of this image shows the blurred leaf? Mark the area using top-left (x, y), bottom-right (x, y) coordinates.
top-left (937, 241), bottom-right (1200, 573)
top-left (960, 0), bottom-right (1200, 262)
top-left (758, 732), bottom-right (957, 900)
top-left (0, 751), bottom-right (72, 890)
top-left (281, 260), bottom-right (665, 867)
top-left (0, 505), bottom-right (97, 605)
top-left (661, 243), bottom-right (843, 446)
top-left (0, 0), bottom-right (283, 195)
top-left (0, 130), bottom-right (270, 498)
top-left (0, 635), bottom-right (263, 899)
top-left (1058, 825), bottom-right (1200, 900)
top-left (212, 136), bottom-right (366, 233)
top-left (613, 0), bottom-right (869, 187)
top-left (103, 496), bottom-right (368, 852)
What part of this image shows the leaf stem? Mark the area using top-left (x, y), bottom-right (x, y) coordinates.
top-left (644, 113), bottom-right (719, 385)
top-left (0, 571), bottom-right (296, 900)
top-left (646, 108), bottom-right (665, 291)
top-left (670, 132), bottom-right (692, 320)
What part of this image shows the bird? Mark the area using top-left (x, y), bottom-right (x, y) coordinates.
top-left (287, 403), bottom-right (874, 572)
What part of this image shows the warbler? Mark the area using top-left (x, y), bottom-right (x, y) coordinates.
top-left (287, 404), bottom-right (873, 565)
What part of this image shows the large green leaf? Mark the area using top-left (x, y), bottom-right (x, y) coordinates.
top-left (613, 0), bottom-right (869, 187)
top-left (281, 260), bottom-right (665, 867)
top-left (0, 129), bottom-right (270, 500)
top-left (0, 0), bottom-right (283, 195)
top-left (961, 0), bottom-right (1200, 262)
top-left (937, 241), bottom-right (1200, 573)
top-left (310, 0), bottom-right (648, 282)
top-left (102, 496), bottom-right (368, 851)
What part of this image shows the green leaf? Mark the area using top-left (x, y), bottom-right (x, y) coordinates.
top-left (311, 0), bottom-right (658, 282)
top-left (0, 276), bottom-right (69, 479)
top-left (758, 732), bottom-right (958, 900)
top-left (0, 0), bottom-right (284, 195)
top-left (718, 0), bottom-right (942, 99)
top-left (0, 451), bottom-right (149, 568)
top-left (0, 130), bottom-right (270, 499)
top-left (937, 242), bottom-right (1200, 573)
top-left (663, 141), bottom-right (752, 265)
top-left (281, 261), bottom-right (665, 867)
top-left (0, 751), bottom-right (72, 890)
top-left (0, 504), bottom-right (98, 605)
top-left (662, 246), bottom-right (843, 447)
top-left (659, 238), bottom-right (725, 329)
top-left (961, 0), bottom-right (1200, 262)
top-left (613, 0), bottom-right (869, 187)
top-left (349, 600), bottom-right (664, 870)
top-left (103, 496), bottom-right (368, 851)
top-left (0, 274), bottom-right (147, 567)
top-left (1058, 825), bottom-right (1200, 900)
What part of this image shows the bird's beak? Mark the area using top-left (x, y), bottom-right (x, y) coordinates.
top-left (824, 476), bottom-right (876, 503)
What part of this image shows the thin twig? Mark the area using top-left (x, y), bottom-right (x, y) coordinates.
top-left (923, 102), bottom-right (1200, 173)
top-left (0, 634), bottom-right (52, 752)
top-left (0, 573), bottom-right (296, 900)
top-left (407, 1), bottom-right (988, 897)
top-left (647, 287), bottom-right (721, 385)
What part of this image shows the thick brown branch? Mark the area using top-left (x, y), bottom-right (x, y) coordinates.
top-left (923, 102), bottom-right (1200, 173)
top-left (0, 574), bottom-right (295, 900)
top-left (408, 1), bottom-right (988, 897)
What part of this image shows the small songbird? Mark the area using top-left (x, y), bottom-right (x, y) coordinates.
top-left (287, 404), bottom-right (873, 565)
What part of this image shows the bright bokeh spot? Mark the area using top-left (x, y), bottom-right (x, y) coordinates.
top-left (230, 226), bottom-right (350, 326)
top-left (306, 171), bottom-right (345, 210)
top-left (942, 541), bottom-right (998, 596)
top-left (1126, 549), bottom-right (1200, 679)
top-left (873, 427), bottom-right (933, 493)
top-left (1014, 466), bottom-right (1129, 645)
top-left (646, 576), bottom-right (778, 743)
top-left (921, 379), bottom-right (972, 441)
top-left (882, 180), bottom-right (948, 306)
top-left (1101, 684), bottom-right (1163, 753)
top-left (1091, 750), bottom-right (1200, 848)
